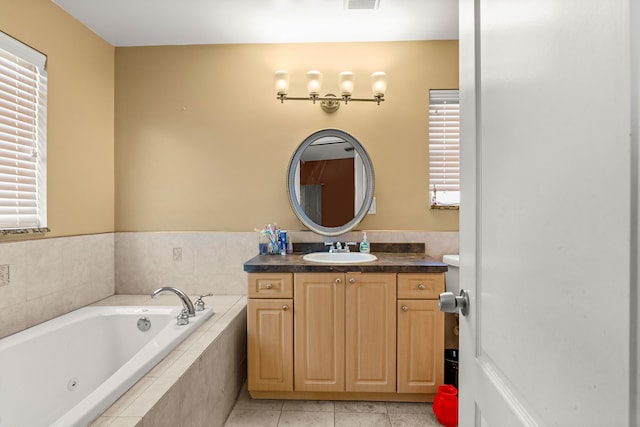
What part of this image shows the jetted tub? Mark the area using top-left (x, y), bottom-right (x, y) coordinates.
top-left (0, 305), bottom-right (213, 427)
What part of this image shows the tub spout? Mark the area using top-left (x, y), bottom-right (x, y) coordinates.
top-left (151, 287), bottom-right (196, 317)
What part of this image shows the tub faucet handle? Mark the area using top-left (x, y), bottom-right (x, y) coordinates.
top-left (177, 309), bottom-right (190, 326)
top-left (194, 293), bottom-right (213, 312)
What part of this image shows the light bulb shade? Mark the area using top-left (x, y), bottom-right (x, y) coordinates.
top-left (306, 70), bottom-right (323, 95)
top-left (339, 71), bottom-right (354, 96)
top-left (371, 71), bottom-right (388, 96)
top-left (274, 70), bottom-right (290, 94)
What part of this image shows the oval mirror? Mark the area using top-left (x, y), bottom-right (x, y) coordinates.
top-left (287, 129), bottom-right (375, 236)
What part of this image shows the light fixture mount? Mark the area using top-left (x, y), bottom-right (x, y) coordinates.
top-left (320, 94), bottom-right (340, 113)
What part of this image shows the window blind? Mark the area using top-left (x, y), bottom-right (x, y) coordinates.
top-left (0, 32), bottom-right (47, 231)
top-left (429, 89), bottom-right (459, 207)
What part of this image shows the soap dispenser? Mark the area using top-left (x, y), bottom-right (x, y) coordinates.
top-left (359, 232), bottom-right (370, 253)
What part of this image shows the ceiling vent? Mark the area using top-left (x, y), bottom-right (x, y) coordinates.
top-left (344, 0), bottom-right (380, 10)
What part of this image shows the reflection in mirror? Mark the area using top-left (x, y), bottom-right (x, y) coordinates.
top-left (287, 129), bottom-right (374, 236)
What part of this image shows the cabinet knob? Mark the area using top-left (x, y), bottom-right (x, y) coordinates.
top-left (402, 305), bottom-right (409, 312)
top-left (265, 283), bottom-right (273, 289)
top-left (348, 277), bottom-right (356, 284)
top-left (418, 284), bottom-right (425, 290)
top-left (282, 305), bottom-right (289, 311)
top-left (335, 278), bottom-right (342, 285)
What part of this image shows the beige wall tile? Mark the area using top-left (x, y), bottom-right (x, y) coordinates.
top-left (0, 235), bottom-right (115, 337)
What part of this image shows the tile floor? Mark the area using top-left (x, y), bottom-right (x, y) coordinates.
top-left (224, 383), bottom-right (442, 427)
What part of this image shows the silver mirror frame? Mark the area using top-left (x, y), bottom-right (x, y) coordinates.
top-left (287, 129), bottom-right (375, 236)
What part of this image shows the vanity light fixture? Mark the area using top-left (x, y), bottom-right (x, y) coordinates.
top-left (274, 70), bottom-right (387, 113)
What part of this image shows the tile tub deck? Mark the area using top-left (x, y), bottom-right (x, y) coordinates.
top-left (89, 294), bottom-right (247, 427)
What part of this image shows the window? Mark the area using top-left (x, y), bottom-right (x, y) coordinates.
top-left (0, 31), bottom-right (47, 232)
top-left (429, 89), bottom-right (459, 208)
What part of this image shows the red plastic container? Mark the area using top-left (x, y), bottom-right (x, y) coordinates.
top-left (432, 384), bottom-right (458, 427)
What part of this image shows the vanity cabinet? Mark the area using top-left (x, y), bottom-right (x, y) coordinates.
top-left (294, 272), bottom-right (396, 393)
top-left (247, 273), bottom-right (294, 391)
top-left (244, 258), bottom-right (447, 402)
top-left (397, 273), bottom-right (445, 394)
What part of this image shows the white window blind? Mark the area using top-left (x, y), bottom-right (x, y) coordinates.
top-left (0, 32), bottom-right (47, 232)
top-left (429, 89), bottom-right (459, 207)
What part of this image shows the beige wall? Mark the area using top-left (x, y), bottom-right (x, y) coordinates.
top-left (0, 0), bottom-right (115, 238)
top-left (0, 4), bottom-right (456, 237)
top-left (115, 41), bottom-right (459, 232)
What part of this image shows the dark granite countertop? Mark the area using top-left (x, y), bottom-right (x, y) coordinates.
top-left (243, 252), bottom-right (448, 273)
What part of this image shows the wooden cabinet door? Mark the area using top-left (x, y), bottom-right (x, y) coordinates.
top-left (247, 298), bottom-right (293, 391)
top-left (397, 299), bottom-right (444, 394)
top-left (294, 272), bottom-right (345, 392)
top-left (345, 273), bottom-right (397, 393)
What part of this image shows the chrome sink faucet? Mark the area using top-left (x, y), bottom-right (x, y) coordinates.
top-left (324, 241), bottom-right (358, 253)
top-left (151, 287), bottom-right (196, 323)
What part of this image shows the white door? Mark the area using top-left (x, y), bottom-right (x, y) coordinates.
top-left (458, 1), bottom-right (638, 426)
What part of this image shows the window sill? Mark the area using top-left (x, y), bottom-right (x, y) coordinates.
top-left (430, 205), bottom-right (459, 211)
top-left (0, 227), bottom-right (50, 236)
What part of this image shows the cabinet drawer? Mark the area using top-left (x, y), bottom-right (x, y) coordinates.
top-left (397, 273), bottom-right (444, 299)
top-left (248, 273), bottom-right (293, 298)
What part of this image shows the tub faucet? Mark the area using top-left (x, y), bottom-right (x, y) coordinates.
top-left (151, 287), bottom-right (196, 318)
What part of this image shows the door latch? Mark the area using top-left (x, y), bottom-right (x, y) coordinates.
top-left (439, 289), bottom-right (470, 316)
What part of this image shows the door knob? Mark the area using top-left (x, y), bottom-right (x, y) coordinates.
top-left (439, 289), bottom-right (470, 316)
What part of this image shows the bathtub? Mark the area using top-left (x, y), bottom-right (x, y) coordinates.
top-left (0, 305), bottom-right (213, 427)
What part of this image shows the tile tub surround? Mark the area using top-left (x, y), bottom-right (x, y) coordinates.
top-left (115, 232), bottom-right (258, 296)
top-left (90, 294), bottom-right (247, 427)
top-left (0, 230), bottom-right (456, 338)
top-left (115, 231), bottom-right (458, 296)
top-left (0, 234), bottom-right (115, 339)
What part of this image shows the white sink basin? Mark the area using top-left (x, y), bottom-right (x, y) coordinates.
top-left (302, 252), bottom-right (378, 264)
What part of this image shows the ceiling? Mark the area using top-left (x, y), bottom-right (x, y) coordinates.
top-left (51, 0), bottom-right (459, 47)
